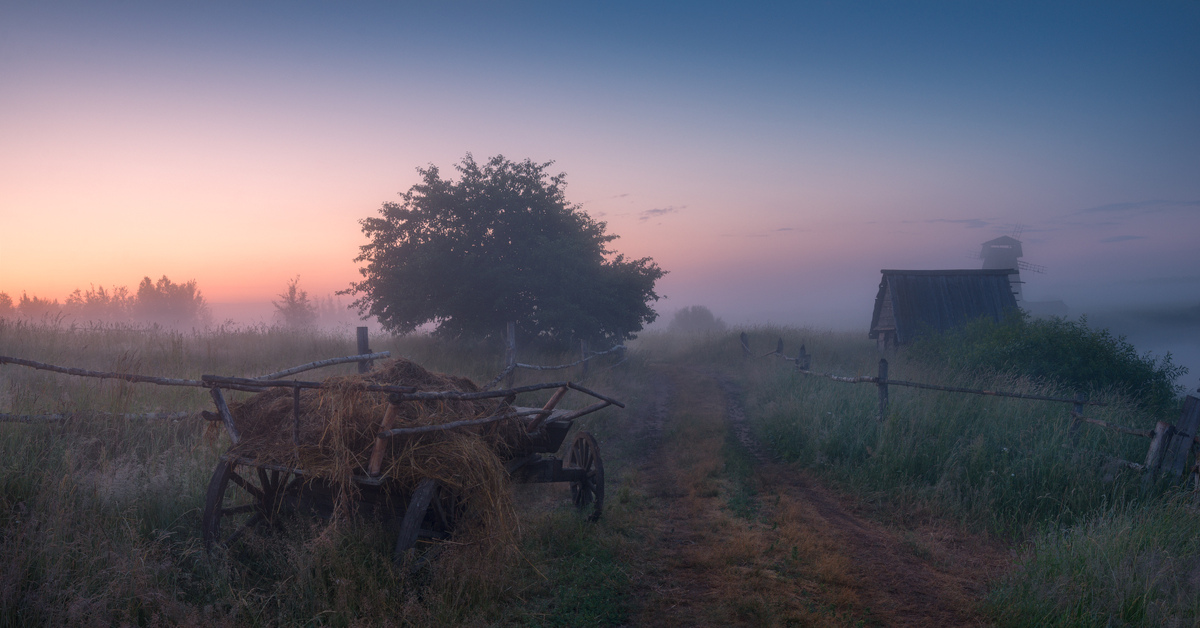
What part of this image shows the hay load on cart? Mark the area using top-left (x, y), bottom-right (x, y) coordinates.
top-left (0, 351), bottom-right (621, 565)
top-left (201, 357), bottom-right (620, 563)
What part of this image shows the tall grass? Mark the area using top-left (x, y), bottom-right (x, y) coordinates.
top-left (988, 493), bottom-right (1200, 627)
top-left (0, 319), bottom-right (638, 626)
top-left (659, 326), bottom-right (1198, 626)
top-left (654, 327), bottom-right (1166, 536)
top-left (5, 319), bottom-right (1195, 626)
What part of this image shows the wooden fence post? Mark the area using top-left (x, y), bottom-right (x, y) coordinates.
top-left (209, 387), bottom-right (239, 444)
top-left (775, 338), bottom-right (784, 356)
top-left (740, 332), bottom-right (751, 356)
top-left (505, 322), bottom-right (517, 388)
top-left (1143, 421), bottom-right (1174, 475)
top-left (1068, 392), bottom-right (1085, 444)
top-left (292, 385), bottom-right (302, 447)
top-left (357, 327), bottom-right (372, 373)
top-left (580, 339), bottom-right (590, 380)
top-left (877, 358), bottom-right (889, 422)
top-left (1161, 395), bottom-right (1200, 479)
top-left (796, 344), bottom-right (810, 370)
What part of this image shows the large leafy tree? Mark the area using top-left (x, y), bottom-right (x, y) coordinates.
top-left (345, 154), bottom-right (665, 343)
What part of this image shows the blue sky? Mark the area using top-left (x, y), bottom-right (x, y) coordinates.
top-left (2, 1), bottom-right (1198, 333)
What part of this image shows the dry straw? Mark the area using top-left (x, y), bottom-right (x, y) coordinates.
top-left (226, 358), bottom-right (530, 551)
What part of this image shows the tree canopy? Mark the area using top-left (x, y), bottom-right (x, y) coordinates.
top-left (273, 276), bottom-right (318, 329)
top-left (668, 305), bottom-right (727, 334)
top-left (133, 276), bottom-right (209, 327)
top-left (345, 154), bottom-right (665, 344)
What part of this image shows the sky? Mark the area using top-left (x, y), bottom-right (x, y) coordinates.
top-left (2, 1), bottom-right (1199, 339)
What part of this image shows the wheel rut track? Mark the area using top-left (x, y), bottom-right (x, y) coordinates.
top-left (721, 374), bottom-right (1004, 627)
top-left (623, 367), bottom-right (1006, 626)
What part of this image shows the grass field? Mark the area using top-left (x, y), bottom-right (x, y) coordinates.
top-left (2, 318), bottom-right (1197, 626)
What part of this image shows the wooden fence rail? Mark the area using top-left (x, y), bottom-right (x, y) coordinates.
top-left (749, 335), bottom-right (1200, 485)
top-left (0, 351), bottom-right (388, 389)
top-left (255, 351), bottom-right (391, 380)
top-left (797, 364), bottom-right (1109, 407)
top-left (0, 412), bottom-right (194, 423)
top-left (483, 321), bottom-right (628, 390)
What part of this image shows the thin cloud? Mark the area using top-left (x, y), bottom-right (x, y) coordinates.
top-left (896, 218), bottom-right (991, 229)
top-left (1100, 235), bottom-right (1145, 243)
top-left (639, 205), bottom-right (684, 221)
top-left (579, 192), bottom-right (631, 206)
top-left (1077, 200), bottom-right (1200, 215)
top-left (926, 218), bottom-right (990, 229)
top-left (719, 227), bottom-right (803, 238)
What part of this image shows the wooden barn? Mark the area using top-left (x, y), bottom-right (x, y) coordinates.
top-left (869, 269), bottom-right (1019, 351)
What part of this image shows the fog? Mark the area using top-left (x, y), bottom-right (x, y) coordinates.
top-left (3, 2), bottom-right (1197, 390)
top-left (204, 263), bottom-right (1198, 393)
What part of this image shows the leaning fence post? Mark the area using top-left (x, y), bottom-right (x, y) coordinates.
top-left (796, 344), bottom-right (810, 370)
top-left (740, 332), bottom-right (751, 357)
top-left (580, 339), bottom-right (590, 380)
top-left (1068, 392), bottom-right (1085, 443)
top-left (357, 327), bottom-right (372, 373)
top-left (292, 385), bottom-right (302, 447)
top-left (1161, 395), bottom-right (1200, 478)
top-left (209, 387), bottom-right (239, 444)
top-left (877, 358), bottom-right (889, 422)
top-left (1143, 421), bottom-right (1174, 474)
top-left (505, 322), bottom-right (517, 388)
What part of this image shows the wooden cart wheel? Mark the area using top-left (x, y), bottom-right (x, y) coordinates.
top-left (393, 479), bottom-right (459, 565)
top-left (202, 458), bottom-right (298, 552)
top-left (564, 432), bottom-right (605, 521)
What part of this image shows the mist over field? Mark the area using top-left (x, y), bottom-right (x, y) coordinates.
top-left (0, 1), bottom-right (1196, 380)
top-left (4, 5), bottom-right (1200, 625)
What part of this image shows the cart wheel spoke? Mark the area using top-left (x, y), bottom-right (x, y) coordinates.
top-left (227, 469), bottom-right (265, 501)
top-left (203, 459), bottom-right (296, 553)
top-left (565, 432), bottom-right (605, 521)
top-left (258, 467), bottom-right (273, 493)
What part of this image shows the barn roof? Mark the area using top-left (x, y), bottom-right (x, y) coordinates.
top-left (869, 269), bottom-right (1019, 344)
top-left (982, 235), bottom-right (1021, 247)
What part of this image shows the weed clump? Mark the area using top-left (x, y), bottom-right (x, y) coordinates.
top-left (907, 311), bottom-right (1187, 413)
top-left (988, 492), bottom-right (1200, 627)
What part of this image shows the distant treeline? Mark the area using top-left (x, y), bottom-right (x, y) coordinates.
top-left (0, 275), bottom-right (357, 330)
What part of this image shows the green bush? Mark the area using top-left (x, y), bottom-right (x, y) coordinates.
top-left (907, 312), bottom-right (1187, 414)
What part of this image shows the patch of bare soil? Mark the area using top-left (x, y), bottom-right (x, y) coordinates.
top-left (623, 367), bottom-right (1011, 627)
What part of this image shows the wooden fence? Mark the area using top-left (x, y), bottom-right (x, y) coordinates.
top-left (743, 333), bottom-right (1200, 487)
top-left (0, 326), bottom-right (388, 424)
top-left (0, 324), bottom-right (625, 447)
top-left (485, 321), bottom-right (627, 389)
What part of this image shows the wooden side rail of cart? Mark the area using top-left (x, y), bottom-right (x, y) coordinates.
top-left (199, 376), bottom-right (622, 563)
top-left (0, 354), bottom-right (622, 563)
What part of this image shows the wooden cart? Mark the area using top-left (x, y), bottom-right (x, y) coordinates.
top-left (199, 376), bottom-right (619, 563)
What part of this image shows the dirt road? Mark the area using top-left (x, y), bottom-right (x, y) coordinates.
top-left (620, 366), bottom-right (1010, 626)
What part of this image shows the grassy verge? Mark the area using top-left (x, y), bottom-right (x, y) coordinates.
top-left (4, 320), bottom-right (1197, 625)
top-left (654, 326), bottom-right (1197, 627)
top-left (0, 320), bottom-right (639, 626)
top-left (987, 493), bottom-right (1200, 627)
